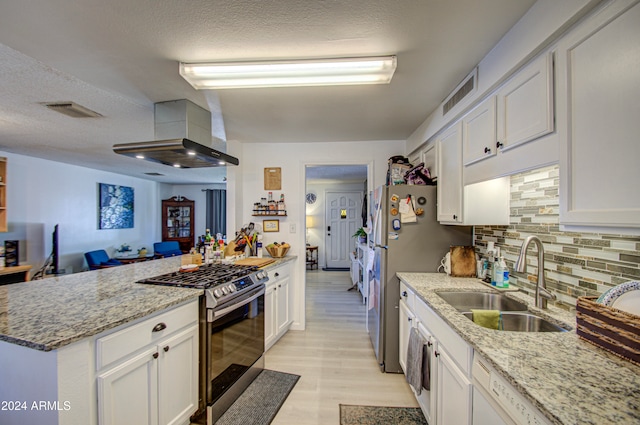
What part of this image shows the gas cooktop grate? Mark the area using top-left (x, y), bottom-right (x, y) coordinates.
top-left (137, 263), bottom-right (258, 289)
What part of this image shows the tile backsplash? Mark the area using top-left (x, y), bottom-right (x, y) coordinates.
top-left (474, 165), bottom-right (640, 311)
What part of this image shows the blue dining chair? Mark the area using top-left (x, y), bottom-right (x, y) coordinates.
top-left (84, 250), bottom-right (123, 270)
top-left (153, 241), bottom-right (183, 258)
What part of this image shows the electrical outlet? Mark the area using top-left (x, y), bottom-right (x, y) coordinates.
top-left (289, 223), bottom-right (296, 233)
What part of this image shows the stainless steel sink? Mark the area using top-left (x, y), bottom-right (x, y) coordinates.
top-left (461, 311), bottom-right (568, 332)
top-left (437, 291), bottom-right (528, 312)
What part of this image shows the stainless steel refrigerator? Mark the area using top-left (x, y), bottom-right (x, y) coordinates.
top-left (368, 185), bottom-right (472, 373)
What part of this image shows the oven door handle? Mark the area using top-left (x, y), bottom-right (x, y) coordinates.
top-left (208, 286), bottom-right (265, 322)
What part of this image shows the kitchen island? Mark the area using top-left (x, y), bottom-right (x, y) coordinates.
top-left (397, 272), bottom-right (639, 425)
top-left (0, 256), bottom-right (295, 425)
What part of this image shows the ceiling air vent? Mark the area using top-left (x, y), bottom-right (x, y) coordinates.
top-left (442, 68), bottom-right (477, 116)
top-left (42, 102), bottom-right (102, 118)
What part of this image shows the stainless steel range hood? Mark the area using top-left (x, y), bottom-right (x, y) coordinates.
top-left (113, 100), bottom-right (238, 168)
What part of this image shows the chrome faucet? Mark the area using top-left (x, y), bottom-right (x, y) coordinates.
top-left (515, 235), bottom-right (557, 309)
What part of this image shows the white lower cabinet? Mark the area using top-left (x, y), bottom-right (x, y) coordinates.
top-left (436, 347), bottom-right (471, 425)
top-left (157, 327), bottom-right (200, 425)
top-left (400, 285), bottom-right (472, 425)
top-left (265, 263), bottom-right (293, 351)
top-left (97, 301), bottom-right (199, 425)
top-left (98, 346), bottom-right (159, 425)
top-left (398, 299), bottom-right (415, 373)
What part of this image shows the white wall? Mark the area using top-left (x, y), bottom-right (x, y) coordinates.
top-left (239, 140), bottom-right (404, 330)
top-left (1, 152), bottom-right (160, 275)
top-left (306, 181), bottom-right (366, 268)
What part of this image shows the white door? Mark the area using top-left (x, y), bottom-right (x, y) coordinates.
top-left (264, 284), bottom-right (276, 349)
top-left (462, 96), bottom-right (497, 166)
top-left (436, 348), bottom-right (472, 425)
top-left (276, 276), bottom-right (291, 334)
top-left (158, 325), bottom-right (199, 425)
top-left (398, 301), bottom-right (414, 373)
top-left (325, 191), bottom-right (362, 269)
top-left (436, 122), bottom-right (463, 223)
top-left (97, 347), bottom-right (159, 425)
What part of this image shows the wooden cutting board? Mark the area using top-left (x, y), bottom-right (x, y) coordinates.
top-left (234, 257), bottom-right (276, 267)
top-left (450, 246), bottom-right (476, 277)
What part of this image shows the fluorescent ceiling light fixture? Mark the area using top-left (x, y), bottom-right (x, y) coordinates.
top-left (179, 56), bottom-right (397, 89)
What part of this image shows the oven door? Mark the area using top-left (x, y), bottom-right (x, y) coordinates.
top-left (206, 285), bottom-right (265, 406)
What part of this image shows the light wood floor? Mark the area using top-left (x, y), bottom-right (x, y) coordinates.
top-left (266, 269), bottom-right (417, 425)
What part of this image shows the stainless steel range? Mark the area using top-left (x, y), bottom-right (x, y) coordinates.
top-left (138, 263), bottom-right (269, 424)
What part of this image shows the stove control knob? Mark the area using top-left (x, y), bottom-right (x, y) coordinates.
top-left (221, 286), bottom-right (229, 295)
top-left (228, 284), bottom-right (237, 293)
top-left (213, 288), bottom-right (223, 298)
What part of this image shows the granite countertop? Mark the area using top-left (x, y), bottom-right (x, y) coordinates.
top-left (397, 272), bottom-right (640, 425)
top-left (0, 255), bottom-right (297, 352)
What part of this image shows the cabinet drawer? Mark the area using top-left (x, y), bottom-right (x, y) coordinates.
top-left (96, 300), bottom-right (198, 370)
top-left (415, 298), bottom-right (472, 376)
top-left (267, 263), bottom-right (290, 283)
top-left (399, 281), bottom-right (415, 311)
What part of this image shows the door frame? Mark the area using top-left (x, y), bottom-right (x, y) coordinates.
top-left (300, 160), bottom-right (375, 330)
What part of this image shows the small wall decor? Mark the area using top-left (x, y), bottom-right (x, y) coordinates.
top-left (263, 219), bottom-right (280, 232)
top-left (264, 167), bottom-right (281, 190)
top-left (99, 183), bottom-right (134, 229)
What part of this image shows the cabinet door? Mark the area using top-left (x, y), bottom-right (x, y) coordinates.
top-left (416, 323), bottom-right (436, 425)
top-left (497, 52), bottom-right (554, 152)
top-left (98, 347), bottom-right (159, 425)
top-left (264, 284), bottom-right (277, 350)
top-left (436, 348), bottom-right (471, 425)
top-left (398, 301), bottom-right (414, 373)
top-left (462, 96), bottom-right (497, 166)
top-left (557, 0), bottom-right (640, 230)
top-left (436, 122), bottom-right (463, 223)
top-left (158, 325), bottom-right (199, 425)
top-left (276, 276), bottom-right (291, 335)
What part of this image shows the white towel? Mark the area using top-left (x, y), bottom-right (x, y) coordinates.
top-left (406, 327), bottom-right (426, 395)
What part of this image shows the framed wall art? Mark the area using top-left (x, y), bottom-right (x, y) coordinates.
top-left (99, 183), bottom-right (134, 229)
top-left (263, 219), bottom-right (280, 232)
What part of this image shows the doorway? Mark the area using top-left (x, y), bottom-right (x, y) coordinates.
top-left (304, 164), bottom-right (369, 271)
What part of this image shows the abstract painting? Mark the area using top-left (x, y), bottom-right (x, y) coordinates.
top-left (99, 183), bottom-right (134, 229)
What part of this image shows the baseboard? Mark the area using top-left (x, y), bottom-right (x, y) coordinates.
top-left (322, 267), bottom-right (350, 271)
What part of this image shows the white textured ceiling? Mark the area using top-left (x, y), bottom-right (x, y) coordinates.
top-left (0, 0), bottom-right (535, 183)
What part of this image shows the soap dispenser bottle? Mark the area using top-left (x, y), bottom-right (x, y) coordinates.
top-left (492, 247), bottom-right (503, 287)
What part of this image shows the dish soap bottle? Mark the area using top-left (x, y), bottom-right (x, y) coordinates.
top-left (500, 254), bottom-right (509, 288)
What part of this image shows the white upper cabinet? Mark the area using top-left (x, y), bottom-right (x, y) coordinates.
top-left (437, 122), bottom-right (463, 224)
top-left (496, 52), bottom-right (554, 152)
top-left (462, 52), bottom-right (557, 186)
top-left (462, 96), bottom-right (497, 166)
top-left (556, 0), bottom-right (640, 231)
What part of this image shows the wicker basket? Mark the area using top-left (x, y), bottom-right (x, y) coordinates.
top-left (576, 296), bottom-right (640, 365)
top-left (265, 245), bottom-right (290, 258)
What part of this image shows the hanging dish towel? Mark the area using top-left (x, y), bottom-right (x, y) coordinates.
top-left (422, 341), bottom-right (431, 391)
top-left (471, 309), bottom-right (501, 330)
top-left (406, 327), bottom-right (426, 395)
